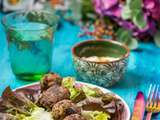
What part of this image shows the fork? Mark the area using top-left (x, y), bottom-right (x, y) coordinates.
top-left (146, 84), bottom-right (160, 120)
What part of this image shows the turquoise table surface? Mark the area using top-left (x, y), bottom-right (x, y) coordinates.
top-left (1, 13), bottom-right (160, 119)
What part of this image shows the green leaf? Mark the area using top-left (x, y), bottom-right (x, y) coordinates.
top-left (121, 6), bottom-right (132, 20)
top-left (82, 111), bottom-right (110, 120)
top-left (81, 0), bottom-right (96, 22)
top-left (116, 28), bottom-right (138, 50)
top-left (62, 77), bottom-right (81, 100)
top-left (126, 0), bottom-right (132, 5)
top-left (154, 31), bottom-right (160, 47)
top-left (126, 38), bottom-right (138, 50)
top-left (116, 28), bottom-right (130, 43)
top-left (130, 0), bottom-right (142, 10)
top-left (82, 86), bottom-right (98, 97)
top-left (132, 11), bottom-right (147, 29)
top-left (123, 0), bottom-right (147, 29)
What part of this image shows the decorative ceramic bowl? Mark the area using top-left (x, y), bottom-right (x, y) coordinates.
top-left (72, 40), bottom-right (130, 87)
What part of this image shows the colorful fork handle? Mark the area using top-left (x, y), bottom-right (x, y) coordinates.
top-left (146, 112), bottom-right (152, 120)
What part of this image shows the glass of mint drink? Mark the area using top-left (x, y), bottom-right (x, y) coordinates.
top-left (2, 10), bottom-right (58, 80)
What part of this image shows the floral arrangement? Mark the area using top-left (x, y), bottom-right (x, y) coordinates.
top-left (90, 0), bottom-right (160, 49)
top-left (51, 0), bottom-right (160, 49)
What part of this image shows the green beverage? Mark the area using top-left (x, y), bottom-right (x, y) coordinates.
top-left (2, 10), bottom-right (58, 80)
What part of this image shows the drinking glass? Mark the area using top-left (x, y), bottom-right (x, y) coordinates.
top-left (2, 10), bottom-right (58, 80)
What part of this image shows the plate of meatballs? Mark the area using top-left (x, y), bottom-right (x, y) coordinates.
top-left (0, 73), bottom-right (130, 120)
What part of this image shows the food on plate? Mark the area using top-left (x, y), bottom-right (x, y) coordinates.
top-left (0, 87), bottom-right (53, 120)
top-left (52, 99), bottom-right (81, 119)
top-left (40, 73), bottom-right (63, 91)
top-left (0, 73), bottom-right (124, 120)
top-left (81, 111), bottom-right (110, 120)
top-left (63, 114), bottom-right (86, 120)
top-left (82, 56), bottom-right (119, 62)
top-left (38, 85), bottom-right (70, 109)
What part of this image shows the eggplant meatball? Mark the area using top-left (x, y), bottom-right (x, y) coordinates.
top-left (40, 73), bottom-right (62, 91)
top-left (63, 114), bottom-right (86, 120)
top-left (38, 85), bottom-right (70, 109)
top-left (52, 100), bottom-right (81, 120)
top-left (0, 113), bottom-right (14, 120)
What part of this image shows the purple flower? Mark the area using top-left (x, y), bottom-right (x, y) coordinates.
top-left (143, 0), bottom-right (160, 21)
top-left (92, 0), bottom-right (159, 40)
top-left (93, 0), bottom-right (121, 17)
top-left (102, 5), bottom-right (122, 17)
top-left (114, 17), bottom-right (156, 38)
top-left (143, 0), bottom-right (155, 9)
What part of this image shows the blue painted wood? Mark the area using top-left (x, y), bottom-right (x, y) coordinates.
top-left (1, 13), bottom-right (160, 119)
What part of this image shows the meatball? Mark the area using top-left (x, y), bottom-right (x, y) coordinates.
top-left (40, 73), bottom-right (62, 91)
top-left (0, 113), bottom-right (14, 120)
top-left (63, 114), bottom-right (86, 120)
top-left (38, 85), bottom-right (70, 109)
top-left (52, 100), bottom-right (81, 120)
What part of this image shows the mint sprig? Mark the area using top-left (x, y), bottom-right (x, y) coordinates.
top-left (121, 0), bottom-right (147, 29)
top-left (116, 28), bottom-right (138, 50)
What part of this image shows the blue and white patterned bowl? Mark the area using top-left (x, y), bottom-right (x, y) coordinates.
top-left (72, 40), bottom-right (130, 87)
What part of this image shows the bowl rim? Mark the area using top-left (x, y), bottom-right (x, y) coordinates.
top-left (72, 39), bottom-right (130, 64)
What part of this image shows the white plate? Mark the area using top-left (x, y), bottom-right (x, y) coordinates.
top-left (15, 81), bottom-right (131, 120)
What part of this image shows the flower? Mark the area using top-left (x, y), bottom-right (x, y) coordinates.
top-left (92, 0), bottom-right (160, 45)
top-left (143, 0), bottom-right (160, 21)
top-left (93, 0), bottom-right (122, 17)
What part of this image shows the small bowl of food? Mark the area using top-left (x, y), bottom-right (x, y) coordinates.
top-left (72, 39), bottom-right (130, 87)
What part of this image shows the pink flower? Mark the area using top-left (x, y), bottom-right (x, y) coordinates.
top-left (114, 17), bottom-right (156, 39)
top-left (92, 0), bottom-right (159, 40)
top-left (143, 0), bottom-right (160, 21)
top-left (93, 0), bottom-right (121, 17)
top-left (102, 5), bottom-right (122, 17)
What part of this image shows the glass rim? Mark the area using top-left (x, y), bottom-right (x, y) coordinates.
top-left (2, 10), bottom-right (59, 31)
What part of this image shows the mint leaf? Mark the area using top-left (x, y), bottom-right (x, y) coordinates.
top-left (132, 11), bottom-right (147, 29)
top-left (130, 0), bottom-right (142, 10)
top-left (154, 31), bottom-right (160, 47)
top-left (126, 38), bottom-right (138, 50)
top-left (121, 6), bottom-right (132, 20)
top-left (116, 28), bottom-right (138, 50)
top-left (122, 0), bottom-right (147, 29)
top-left (116, 28), bottom-right (131, 43)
